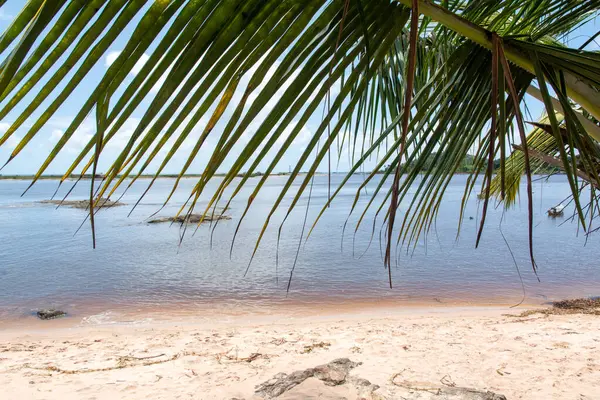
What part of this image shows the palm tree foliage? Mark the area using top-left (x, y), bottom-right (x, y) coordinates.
top-left (0, 0), bottom-right (599, 285)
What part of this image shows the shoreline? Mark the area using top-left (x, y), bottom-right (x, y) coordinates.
top-left (2, 304), bottom-right (531, 336)
top-left (1, 304), bottom-right (597, 399)
top-left (0, 296), bottom-right (551, 331)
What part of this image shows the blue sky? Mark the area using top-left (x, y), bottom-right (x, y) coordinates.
top-left (0, 1), bottom-right (597, 176)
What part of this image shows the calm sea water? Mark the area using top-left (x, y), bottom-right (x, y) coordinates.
top-left (0, 175), bottom-right (598, 322)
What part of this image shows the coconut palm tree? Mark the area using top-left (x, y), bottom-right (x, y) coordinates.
top-left (0, 0), bottom-right (599, 286)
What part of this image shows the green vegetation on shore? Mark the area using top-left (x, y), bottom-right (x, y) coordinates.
top-left (0, 172), bottom-right (294, 180)
top-left (381, 154), bottom-right (560, 174)
top-left (0, 163), bottom-right (560, 181)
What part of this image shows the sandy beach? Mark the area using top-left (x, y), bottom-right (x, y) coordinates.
top-left (1, 305), bottom-right (598, 399)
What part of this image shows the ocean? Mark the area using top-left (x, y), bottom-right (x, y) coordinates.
top-left (0, 174), bottom-right (597, 323)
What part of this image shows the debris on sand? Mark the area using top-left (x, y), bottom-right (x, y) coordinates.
top-left (255, 358), bottom-right (371, 398)
top-left (39, 198), bottom-right (124, 209)
top-left (553, 297), bottom-right (600, 310)
top-left (391, 377), bottom-right (507, 399)
top-left (509, 297), bottom-right (600, 318)
top-left (301, 341), bottom-right (330, 354)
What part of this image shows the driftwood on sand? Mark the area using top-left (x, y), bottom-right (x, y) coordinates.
top-left (254, 358), bottom-right (378, 398)
top-left (390, 378), bottom-right (507, 399)
top-left (254, 358), bottom-right (507, 400)
top-left (39, 198), bottom-right (124, 209)
top-left (147, 214), bottom-right (231, 224)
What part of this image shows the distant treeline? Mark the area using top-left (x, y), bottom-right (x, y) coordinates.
top-left (1, 157), bottom-right (561, 180)
top-left (0, 172), bottom-right (294, 180)
top-left (378, 153), bottom-right (559, 174)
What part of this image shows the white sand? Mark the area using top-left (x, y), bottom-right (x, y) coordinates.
top-left (1, 306), bottom-right (598, 399)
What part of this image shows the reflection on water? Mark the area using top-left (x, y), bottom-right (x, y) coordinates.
top-left (0, 175), bottom-right (598, 322)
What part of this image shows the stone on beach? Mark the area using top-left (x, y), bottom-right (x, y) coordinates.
top-left (36, 309), bottom-right (66, 320)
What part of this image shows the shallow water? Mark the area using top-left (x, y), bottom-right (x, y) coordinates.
top-left (0, 175), bottom-right (598, 323)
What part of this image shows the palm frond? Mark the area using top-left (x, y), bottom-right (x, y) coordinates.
top-left (1, 0), bottom-right (600, 284)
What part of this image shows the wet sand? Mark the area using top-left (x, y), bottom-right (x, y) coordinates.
top-left (1, 305), bottom-right (599, 399)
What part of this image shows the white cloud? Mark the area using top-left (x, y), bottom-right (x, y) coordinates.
top-left (105, 50), bottom-right (173, 94)
top-left (132, 54), bottom-right (150, 74)
top-left (49, 127), bottom-right (93, 155)
top-left (0, 10), bottom-right (13, 21)
top-left (151, 64), bottom-right (172, 94)
top-left (93, 50), bottom-right (332, 174)
top-left (40, 113), bottom-right (219, 175)
top-left (0, 122), bottom-right (21, 149)
top-left (46, 116), bottom-right (143, 156)
top-left (276, 123), bottom-right (311, 146)
top-left (105, 51), bottom-right (151, 76)
top-left (105, 51), bottom-right (120, 67)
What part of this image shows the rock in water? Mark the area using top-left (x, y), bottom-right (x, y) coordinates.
top-left (36, 309), bottom-right (66, 320)
top-left (39, 198), bottom-right (124, 209)
top-left (147, 213), bottom-right (231, 224)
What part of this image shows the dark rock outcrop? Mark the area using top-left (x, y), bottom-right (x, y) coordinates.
top-left (36, 309), bottom-right (66, 320)
top-left (147, 214), bottom-right (231, 224)
top-left (39, 198), bottom-right (124, 209)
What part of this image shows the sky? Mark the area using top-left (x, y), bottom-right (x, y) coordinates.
top-left (0, 1), bottom-right (597, 176)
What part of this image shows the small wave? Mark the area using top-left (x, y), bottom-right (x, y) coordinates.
top-left (80, 311), bottom-right (154, 326)
top-left (0, 202), bottom-right (39, 209)
top-left (80, 311), bottom-right (118, 325)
